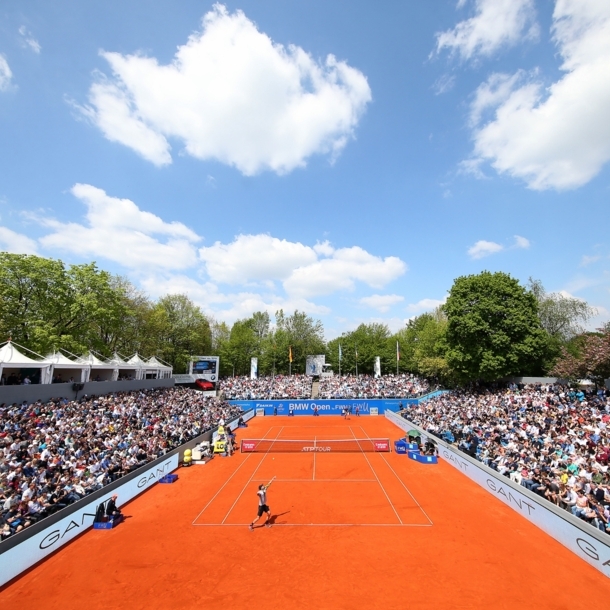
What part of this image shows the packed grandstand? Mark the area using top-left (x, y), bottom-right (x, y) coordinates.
top-left (218, 373), bottom-right (430, 400)
top-left (404, 384), bottom-right (610, 533)
top-left (0, 387), bottom-right (240, 540)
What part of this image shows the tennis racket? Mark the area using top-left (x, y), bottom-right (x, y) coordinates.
top-left (266, 476), bottom-right (276, 488)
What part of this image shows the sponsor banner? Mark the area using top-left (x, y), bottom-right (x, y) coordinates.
top-left (0, 454), bottom-right (179, 587)
top-left (374, 439), bottom-right (389, 452)
top-left (228, 399), bottom-right (418, 416)
top-left (385, 410), bottom-right (610, 578)
top-left (242, 440), bottom-right (257, 452)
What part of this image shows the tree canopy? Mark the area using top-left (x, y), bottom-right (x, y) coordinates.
top-left (444, 271), bottom-right (547, 382)
top-left (2, 251), bottom-right (602, 383)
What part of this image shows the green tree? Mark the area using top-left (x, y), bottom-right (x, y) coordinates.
top-left (267, 309), bottom-right (325, 374)
top-left (444, 271), bottom-right (547, 382)
top-left (0, 253), bottom-right (131, 356)
top-left (528, 278), bottom-right (595, 340)
top-left (149, 294), bottom-right (211, 373)
top-left (223, 318), bottom-right (259, 376)
top-left (328, 323), bottom-right (392, 375)
top-left (528, 278), bottom-right (595, 372)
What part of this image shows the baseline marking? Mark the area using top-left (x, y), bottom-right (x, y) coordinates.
top-left (349, 426), bottom-right (403, 525)
top-left (251, 478), bottom-right (377, 483)
top-left (193, 523), bottom-right (433, 528)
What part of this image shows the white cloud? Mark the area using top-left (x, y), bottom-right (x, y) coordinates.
top-left (467, 0), bottom-right (610, 190)
top-left (513, 235), bottom-right (530, 249)
top-left (468, 239), bottom-right (504, 259)
top-left (199, 234), bottom-right (317, 284)
top-left (139, 273), bottom-right (329, 325)
top-left (406, 297), bottom-right (447, 314)
top-left (38, 184), bottom-right (200, 270)
top-left (435, 0), bottom-right (538, 60)
top-left (0, 226), bottom-right (38, 254)
top-left (18, 26), bottom-right (41, 54)
top-left (79, 4), bottom-right (371, 174)
top-left (467, 235), bottom-right (530, 259)
top-left (284, 246), bottom-right (407, 298)
top-left (0, 55), bottom-right (13, 91)
top-left (360, 294), bottom-right (404, 313)
top-left (432, 73), bottom-right (456, 95)
top-left (580, 254), bottom-right (602, 267)
top-left (468, 71), bottom-right (525, 127)
top-left (199, 235), bottom-right (406, 299)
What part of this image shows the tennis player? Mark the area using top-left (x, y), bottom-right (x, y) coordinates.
top-left (249, 478), bottom-right (274, 530)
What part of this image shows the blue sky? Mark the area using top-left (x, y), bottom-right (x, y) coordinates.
top-left (1, 0), bottom-right (609, 339)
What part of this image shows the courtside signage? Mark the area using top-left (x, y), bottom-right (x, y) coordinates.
top-left (228, 399), bottom-right (418, 416)
top-left (385, 410), bottom-right (610, 578)
top-left (0, 454), bottom-right (179, 587)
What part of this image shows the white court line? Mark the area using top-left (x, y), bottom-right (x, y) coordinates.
top-left (313, 436), bottom-right (316, 481)
top-left (191, 425), bottom-right (276, 525)
top-left (357, 424), bottom-right (434, 526)
top-left (220, 426), bottom-right (285, 524)
top-left (349, 426), bottom-right (403, 525)
top-left (251, 478), bottom-right (378, 483)
top-left (193, 523), bottom-right (432, 528)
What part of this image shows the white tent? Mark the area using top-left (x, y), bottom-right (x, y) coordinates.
top-left (43, 351), bottom-right (90, 384)
top-left (126, 354), bottom-right (148, 380)
top-left (145, 356), bottom-right (173, 379)
top-left (77, 353), bottom-right (117, 382)
top-left (107, 353), bottom-right (140, 381)
top-left (0, 341), bottom-right (52, 385)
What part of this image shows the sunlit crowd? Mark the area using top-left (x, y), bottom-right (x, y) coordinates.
top-left (318, 374), bottom-right (430, 399)
top-left (404, 384), bottom-right (610, 533)
top-left (0, 388), bottom-right (241, 541)
top-left (220, 375), bottom-right (313, 399)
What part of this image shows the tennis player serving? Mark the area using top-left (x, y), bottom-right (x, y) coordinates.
top-left (249, 477), bottom-right (275, 530)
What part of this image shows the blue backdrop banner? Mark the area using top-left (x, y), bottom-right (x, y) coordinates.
top-left (228, 398), bottom-right (418, 416)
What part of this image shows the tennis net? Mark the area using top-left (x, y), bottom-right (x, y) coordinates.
top-left (240, 438), bottom-right (391, 453)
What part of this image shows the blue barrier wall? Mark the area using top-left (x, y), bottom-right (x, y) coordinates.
top-left (227, 398), bottom-right (419, 415)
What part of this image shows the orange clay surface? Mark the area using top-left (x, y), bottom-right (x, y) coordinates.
top-left (1, 415), bottom-right (609, 609)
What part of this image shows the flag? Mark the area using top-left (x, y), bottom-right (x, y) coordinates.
top-left (289, 345), bottom-right (293, 363)
top-left (355, 345), bottom-right (358, 359)
top-left (338, 344), bottom-right (342, 361)
top-left (396, 341), bottom-right (400, 361)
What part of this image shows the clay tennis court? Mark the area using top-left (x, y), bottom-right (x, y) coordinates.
top-left (1, 416), bottom-right (608, 609)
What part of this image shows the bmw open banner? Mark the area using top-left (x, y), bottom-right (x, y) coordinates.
top-left (227, 398), bottom-right (418, 415)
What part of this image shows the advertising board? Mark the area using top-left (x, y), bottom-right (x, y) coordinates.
top-left (0, 454), bottom-right (179, 587)
top-left (228, 398), bottom-right (418, 416)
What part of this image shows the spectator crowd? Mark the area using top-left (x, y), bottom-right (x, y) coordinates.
top-left (318, 374), bottom-right (430, 399)
top-left (0, 387), bottom-right (241, 541)
top-left (404, 384), bottom-right (610, 534)
top-left (220, 375), bottom-right (313, 399)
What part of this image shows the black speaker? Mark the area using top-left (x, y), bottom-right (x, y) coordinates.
top-left (72, 382), bottom-right (85, 391)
